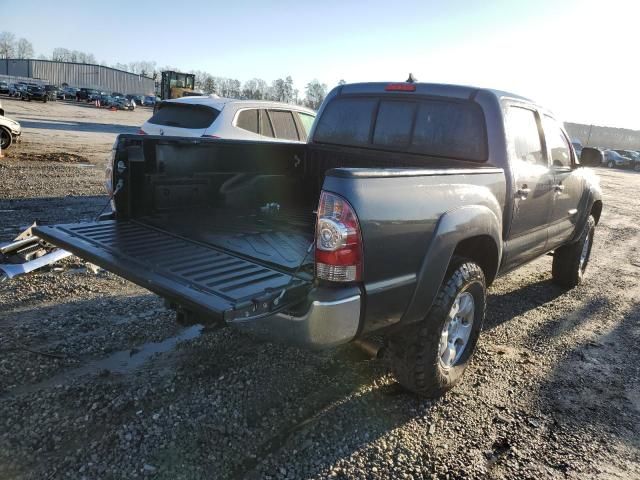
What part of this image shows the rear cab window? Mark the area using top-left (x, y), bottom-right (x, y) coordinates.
top-left (313, 95), bottom-right (487, 161)
top-left (149, 103), bottom-right (220, 129)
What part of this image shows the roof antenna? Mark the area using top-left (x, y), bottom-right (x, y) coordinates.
top-left (406, 73), bottom-right (417, 83)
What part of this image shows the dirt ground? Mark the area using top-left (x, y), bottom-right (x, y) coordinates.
top-left (0, 98), bottom-right (639, 480)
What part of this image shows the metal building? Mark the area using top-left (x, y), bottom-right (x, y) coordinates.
top-left (0, 59), bottom-right (155, 95)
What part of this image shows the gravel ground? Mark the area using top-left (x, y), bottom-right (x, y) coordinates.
top-left (0, 99), bottom-right (639, 479)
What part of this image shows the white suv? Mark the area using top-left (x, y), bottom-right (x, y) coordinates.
top-left (139, 96), bottom-right (316, 142)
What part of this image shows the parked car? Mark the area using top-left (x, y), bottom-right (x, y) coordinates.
top-left (0, 101), bottom-right (21, 150)
top-left (139, 97), bottom-right (317, 141)
top-left (44, 85), bottom-right (59, 101)
top-left (0, 81), bottom-right (9, 95)
top-left (8, 84), bottom-right (26, 97)
top-left (36, 81), bottom-right (602, 398)
top-left (603, 149), bottom-right (631, 168)
top-left (142, 96), bottom-right (157, 106)
top-left (77, 88), bottom-right (99, 100)
top-left (613, 149), bottom-right (640, 171)
top-left (20, 86), bottom-right (48, 102)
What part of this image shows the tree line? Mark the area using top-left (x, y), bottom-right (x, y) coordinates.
top-left (0, 31), bottom-right (330, 109)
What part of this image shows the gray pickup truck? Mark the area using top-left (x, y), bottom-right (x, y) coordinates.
top-left (35, 81), bottom-right (602, 397)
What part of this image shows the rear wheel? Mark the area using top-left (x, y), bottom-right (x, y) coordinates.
top-left (0, 128), bottom-right (12, 150)
top-left (552, 215), bottom-right (595, 288)
top-left (386, 258), bottom-right (486, 397)
top-left (607, 161), bottom-right (615, 168)
top-left (634, 163), bottom-right (640, 172)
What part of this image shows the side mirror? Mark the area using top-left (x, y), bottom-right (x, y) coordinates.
top-left (579, 147), bottom-right (603, 167)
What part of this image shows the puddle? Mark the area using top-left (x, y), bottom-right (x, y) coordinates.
top-left (3, 325), bottom-right (203, 399)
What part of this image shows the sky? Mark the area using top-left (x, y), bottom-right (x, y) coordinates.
top-left (3, 0), bottom-right (640, 129)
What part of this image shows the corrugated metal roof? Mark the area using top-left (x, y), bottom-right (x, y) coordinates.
top-left (0, 59), bottom-right (155, 95)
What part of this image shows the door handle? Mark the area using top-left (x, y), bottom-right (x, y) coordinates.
top-left (554, 184), bottom-right (565, 193)
top-left (515, 186), bottom-right (531, 199)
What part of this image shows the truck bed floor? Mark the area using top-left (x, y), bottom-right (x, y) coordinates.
top-left (139, 209), bottom-right (315, 271)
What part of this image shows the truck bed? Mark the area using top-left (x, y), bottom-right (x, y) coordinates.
top-left (35, 219), bottom-right (312, 321)
top-left (139, 208), bottom-right (315, 270)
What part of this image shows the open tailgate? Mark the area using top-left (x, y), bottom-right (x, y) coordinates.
top-left (34, 220), bottom-right (310, 321)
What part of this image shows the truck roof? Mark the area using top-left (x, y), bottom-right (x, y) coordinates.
top-left (337, 82), bottom-right (534, 104)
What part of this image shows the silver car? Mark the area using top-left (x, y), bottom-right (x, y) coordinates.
top-left (139, 97), bottom-right (316, 142)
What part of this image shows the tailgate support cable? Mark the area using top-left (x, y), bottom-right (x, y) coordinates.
top-left (274, 240), bottom-right (315, 306)
top-left (94, 179), bottom-right (123, 221)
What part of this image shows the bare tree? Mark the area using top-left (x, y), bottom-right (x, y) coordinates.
top-left (242, 78), bottom-right (268, 100)
top-left (304, 79), bottom-right (328, 110)
top-left (0, 31), bottom-right (16, 58)
top-left (51, 47), bottom-right (70, 61)
top-left (15, 38), bottom-right (34, 59)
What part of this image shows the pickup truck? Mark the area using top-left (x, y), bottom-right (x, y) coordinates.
top-left (35, 81), bottom-right (603, 397)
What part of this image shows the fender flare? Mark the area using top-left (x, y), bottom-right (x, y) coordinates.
top-left (570, 183), bottom-right (603, 243)
top-left (400, 205), bottom-right (502, 325)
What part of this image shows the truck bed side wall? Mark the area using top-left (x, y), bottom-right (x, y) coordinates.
top-left (323, 168), bottom-right (506, 333)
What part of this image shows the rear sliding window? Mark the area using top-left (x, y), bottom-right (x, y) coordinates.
top-left (314, 96), bottom-right (487, 161)
top-left (148, 103), bottom-right (220, 129)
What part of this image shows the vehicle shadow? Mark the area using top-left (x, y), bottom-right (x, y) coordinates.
top-left (533, 299), bottom-right (640, 455)
top-left (484, 277), bottom-right (566, 331)
top-left (17, 119), bottom-right (139, 135)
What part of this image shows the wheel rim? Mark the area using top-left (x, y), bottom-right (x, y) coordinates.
top-left (580, 231), bottom-right (591, 272)
top-left (439, 291), bottom-right (475, 368)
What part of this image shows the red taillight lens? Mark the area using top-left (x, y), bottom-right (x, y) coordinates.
top-left (385, 83), bottom-right (416, 92)
top-left (137, 128), bottom-right (146, 135)
top-left (315, 191), bottom-right (362, 282)
top-left (202, 134), bottom-right (220, 138)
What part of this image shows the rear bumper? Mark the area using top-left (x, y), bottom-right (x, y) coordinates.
top-left (229, 289), bottom-right (361, 348)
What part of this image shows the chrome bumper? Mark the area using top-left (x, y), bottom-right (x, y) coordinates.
top-left (229, 293), bottom-right (361, 348)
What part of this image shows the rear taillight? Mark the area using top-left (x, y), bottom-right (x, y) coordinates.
top-left (315, 191), bottom-right (362, 282)
top-left (202, 134), bottom-right (220, 138)
top-left (137, 128), bottom-right (146, 135)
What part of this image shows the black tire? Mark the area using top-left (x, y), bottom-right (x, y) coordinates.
top-left (386, 258), bottom-right (486, 397)
top-left (607, 161), bottom-right (615, 168)
top-left (0, 127), bottom-right (11, 150)
top-left (552, 215), bottom-right (596, 288)
top-left (634, 163), bottom-right (640, 172)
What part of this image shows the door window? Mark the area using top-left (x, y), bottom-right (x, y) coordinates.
top-left (236, 109), bottom-right (259, 134)
top-left (297, 112), bottom-right (316, 136)
top-left (543, 116), bottom-right (572, 168)
top-left (507, 106), bottom-right (546, 166)
top-left (268, 110), bottom-right (299, 140)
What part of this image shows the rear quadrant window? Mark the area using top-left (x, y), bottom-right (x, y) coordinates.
top-left (236, 109), bottom-right (259, 134)
top-left (148, 103), bottom-right (220, 129)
